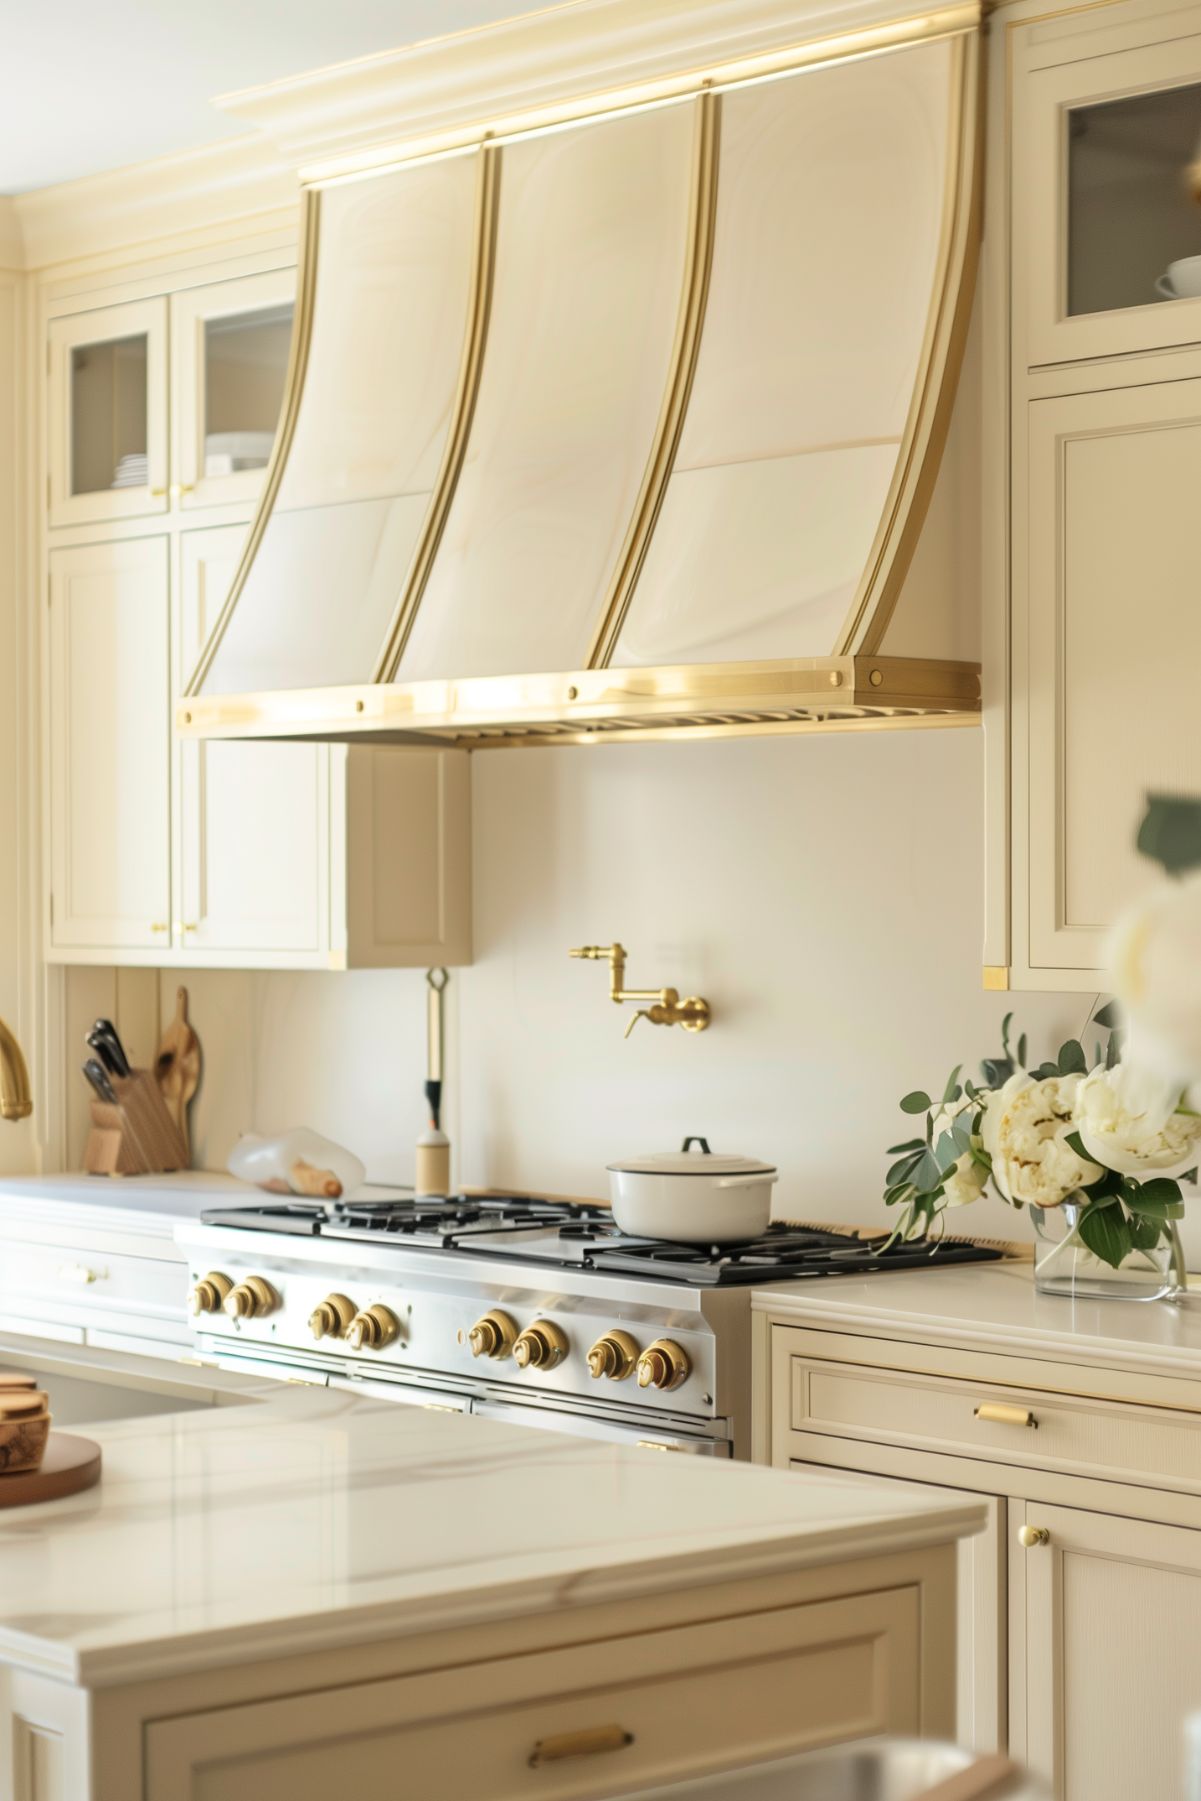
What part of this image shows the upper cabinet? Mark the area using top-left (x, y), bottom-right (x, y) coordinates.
top-left (1016, 19), bottom-right (1201, 364)
top-left (48, 298), bottom-right (168, 529)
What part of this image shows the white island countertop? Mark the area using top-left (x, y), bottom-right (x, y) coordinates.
top-left (0, 1389), bottom-right (983, 1689)
top-left (752, 1260), bottom-right (1201, 1384)
top-left (0, 1169), bottom-right (254, 1244)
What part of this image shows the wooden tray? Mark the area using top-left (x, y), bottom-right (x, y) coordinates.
top-left (0, 1433), bottom-right (101, 1508)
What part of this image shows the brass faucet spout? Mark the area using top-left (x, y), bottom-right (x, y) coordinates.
top-left (0, 1016), bottom-right (32, 1122)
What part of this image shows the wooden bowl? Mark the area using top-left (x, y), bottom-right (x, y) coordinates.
top-left (0, 1391), bottom-right (51, 1475)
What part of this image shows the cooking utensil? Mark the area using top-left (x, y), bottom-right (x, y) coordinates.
top-left (87, 1019), bottom-right (130, 1079)
top-left (607, 1136), bottom-right (778, 1242)
top-left (416, 968), bottom-right (451, 1197)
top-left (154, 987), bottom-right (201, 1160)
top-left (82, 1059), bottom-right (118, 1106)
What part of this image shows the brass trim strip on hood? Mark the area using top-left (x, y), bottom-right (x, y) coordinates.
top-left (373, 144), bottom-right (502, 683)
top-left (585, 89), bottom-right (720, 670)
top-left (835, 27), bottom-right (981, 655)
top-left (185, 188), bottom-right (321, 699)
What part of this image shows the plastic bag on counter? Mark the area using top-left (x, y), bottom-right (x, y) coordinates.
top-left (228, 1130), bottom-right (366, 1202)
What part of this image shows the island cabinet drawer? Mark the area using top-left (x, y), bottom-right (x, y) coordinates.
top-left (0, 1239), bottom-right (185, 1326)
top-left (145, 1590), bottom-right (922, 1800)
top-left (786, 1355), bottom-right (1201, 1495)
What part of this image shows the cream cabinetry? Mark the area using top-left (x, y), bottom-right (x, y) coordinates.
top-left (44, 254), bottom-right (471, 969)
top-left (760, 1306), bottom-right (1201, 1801)
top-left (994, 0), bottom-right (1201, 989)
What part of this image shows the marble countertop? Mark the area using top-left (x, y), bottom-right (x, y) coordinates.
top-left (0, 1389), bottom-right (983, 1690)
top-left (0, 1170), bottom-right (252, 1246)
top-left (752, 1260), bottom-right (1201, 1381)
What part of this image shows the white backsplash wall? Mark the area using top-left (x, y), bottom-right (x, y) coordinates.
top-left (150, 726), bottom-right (1086, 1243)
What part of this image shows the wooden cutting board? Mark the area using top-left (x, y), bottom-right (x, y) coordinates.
top-left (0, 1433), bottom-right (101, 1508)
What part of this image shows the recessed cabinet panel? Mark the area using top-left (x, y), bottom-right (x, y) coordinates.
top-left (613, 38), bottom-right (952, 668)
top-left (396, 101), bottom-right (695, 682)
top-left (48, 538), bottom-right (171, 953)
top-left (177, 528), bottom-right (328, 958)
top-left (1020, 35), bottom-right (1201, 363)
top-left (199, 155), bottom-right (479, 696)
top-left (48, 299), bottom-right (167, 528)
top-left (1023, 380), bottom-right (1201, 972)
top-left (171, 272), bottom-right (295, 511)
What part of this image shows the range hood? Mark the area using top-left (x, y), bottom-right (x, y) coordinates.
top-left (181, 3), bottom-right (983, 749)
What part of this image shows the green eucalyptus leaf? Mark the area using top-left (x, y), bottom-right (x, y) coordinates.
top-left (886, 1153), bottom-right (924, 1186)
top-left (900, 1090), bottom-right (932, 1115)
top-left (1001, 1012), bottom-right (1013, 1056)
top-left (942, 1066), bottom-right (963, 1105)
top-left (887, 1139), bottom-right (925, 1155)
top-left (1057, 1039), bottom-right (1088, 1077)
top-left (1017, 1034), bottom-right (1028, 1069)
top-left (1077, 1204), bottom-right (1131, 1269)
top-left (1137, 794), bottom-right (1201, 876)
top-left (913, 1150), bottom-right (947, 1194)
top-left (1093, 1000), bottom-right (1121, 1030)
top-left (1106, 1033), bottom-right (1121, 1070)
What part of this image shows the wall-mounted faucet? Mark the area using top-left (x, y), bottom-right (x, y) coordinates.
top-left (568, 943), bottom-right (711, 1039)
top-left (0, 1016), bottom-right (31, 1121)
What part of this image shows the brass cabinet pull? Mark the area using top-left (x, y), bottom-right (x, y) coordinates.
top-left (528, 1725), bottom-right (634, 1768)
top-left (150, 921), bottom-right (169, 933)
top-left (974, 1402), bottom-right (1036, 1429)
top-left (1018, 1524), bottom-right (1050, 1549)
top-left (58, 1263), bottom-right (101, 1285)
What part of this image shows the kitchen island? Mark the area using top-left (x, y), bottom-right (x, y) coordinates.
top-left (0, 1388), bottom-right (980, 1800)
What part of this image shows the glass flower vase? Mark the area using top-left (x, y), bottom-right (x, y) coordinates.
top-left (1032, 1199), bottom-right (1184, 1302)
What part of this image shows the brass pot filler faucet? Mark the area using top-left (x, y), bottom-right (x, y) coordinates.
top-left (0, 1016), bottom-right (32, 1122)
top-left (569, 944), bottom-right (711, 1039)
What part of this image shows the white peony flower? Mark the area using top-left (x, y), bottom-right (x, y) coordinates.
top-left (981, 1072), bottom-right (1103, 1209)
top-left (932, 1091), bottom-right (989, 1208)
top-left (1109, 873), bottom-right (1201, 1083)
top-left (1073, 1060), bottom-right (1201, 1178)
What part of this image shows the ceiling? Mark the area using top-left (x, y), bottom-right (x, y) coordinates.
top-left (0, 0), bottom-right (568, 196)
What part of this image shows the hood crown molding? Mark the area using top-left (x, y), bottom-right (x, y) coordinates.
top-left (218, 0), bottom-right (975, 171)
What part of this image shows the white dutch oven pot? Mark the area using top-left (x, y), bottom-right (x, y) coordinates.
top-left (607, 1136), bottom-right (778, 1242)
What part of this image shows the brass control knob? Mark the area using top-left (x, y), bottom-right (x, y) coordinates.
top-left (189, 1271), bottom-right (232, 1316)
top-left (512, 1319), bottom-right (569, 1371)
top-left (222, 1276), bottom-right (279, 1320)
top-left (636, 1338), bottom-right (690, 1391)
top-left (1018, 1524), bottom-right (1051, 1549)
top-left (467, 1310), bottom-right (518, 1360)
top-left (587, 1329), bottom-right (639, 1381)
top-left (309, 1293), bottom-right (357, 1341)
top-left (346, 1305), bottom-right (401, 1352)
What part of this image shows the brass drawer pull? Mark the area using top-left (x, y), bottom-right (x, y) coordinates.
top-left (974, 1402), bottom-right (1036, 1429)
top-left (529, 1725), bottom-right (634, 1768)
top-left (1018, 1524), bottom-right (1050, 1549)
top-left (57, 1263), bottom-right (102, 1285)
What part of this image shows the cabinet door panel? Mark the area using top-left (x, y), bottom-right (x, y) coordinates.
top-left (48, 538), bottom-right (171, 952)
top-left (1023, 379), bottom-right (1201, 972)
top-left (177, 527), bottom-right (328, 958)
top-left (48, 299), bottom-right (168, 528)
top-left (1020, 1501), bottom-right (1201, 1801)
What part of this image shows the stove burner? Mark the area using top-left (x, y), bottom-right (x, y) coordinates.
top-left (199, 1194), bottom-right (1003, 1286)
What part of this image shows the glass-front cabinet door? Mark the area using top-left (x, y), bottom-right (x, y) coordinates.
top-left (47, 297), bottom-right (168, 527)
top-left (170, 270), bottom-right (295, 510)
top-left (1019, 31), bottom-right (1201, 363)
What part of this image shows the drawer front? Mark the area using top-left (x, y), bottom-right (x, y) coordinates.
top-left (789, 1356), bottom-right (1201, 1495)
top-left (0, 1240), bottom-right (185, 1327)
top-left (146, 1590), bottom-right (921, 1800)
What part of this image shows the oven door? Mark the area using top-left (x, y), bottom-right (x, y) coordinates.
top-left (471, 1397), bottom-right (731, 1456)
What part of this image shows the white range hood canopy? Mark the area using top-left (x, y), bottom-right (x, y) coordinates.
top-left (182, 0), bottom-right (983, 748)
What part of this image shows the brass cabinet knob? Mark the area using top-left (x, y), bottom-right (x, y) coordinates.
top-left (347, 1304), bottom-right (401, 1352)
top-left (467, 1310), bottom-right (518, 1360)
top-left (309, 1293), bottom-right (357, 1341)
top-left (222, 1276), bottom-right (278, 1320)
top-left (636, 1338), bottom-right (690, 1391)
top-left (587, 1329), bottom-right (639, 1381)
top-left (189, 1271), bottom-right (232, 1315)
top-left (512, 1319), bottom-right (568, 1370)
top-left (1018, 1524), bottom-right (1051, 1549)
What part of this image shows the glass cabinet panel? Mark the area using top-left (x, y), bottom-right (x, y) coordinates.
top-left (203, 304), bottom-right (293, 473)
top-left (49, 296), bottom-right (167, 528)
top-left (611, 37), bottom-right (953, 669)
top-left (197, 154), bottom-right (480, 696)
top-left (1067, 83), bottom-right (1201, 317)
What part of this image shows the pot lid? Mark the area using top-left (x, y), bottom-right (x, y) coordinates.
top-left (609, 1136), bottom-right (776, 1178)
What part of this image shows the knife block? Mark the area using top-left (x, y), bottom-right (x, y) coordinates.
top-left (83, 1070), bottom-right (188, 1177)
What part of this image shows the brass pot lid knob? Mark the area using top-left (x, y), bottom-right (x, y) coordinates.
top-left (189, 1272), bottom-right (232, 1316)
top-left (467, 1310), bottom-right (518, 1360)
top-left (636, 1338), bottom-right (690, 1391)
top-left (222, 1276), bottom-right (279, 1320)
top-left (512, 1320), bottom-right (568, 1370)
top-left (587, 1330), bottom-right (639, 1381)
top-left (309, 1294), bottom-right (356, 1341)
top-left (347, 1305), bottom-right (401, 1352)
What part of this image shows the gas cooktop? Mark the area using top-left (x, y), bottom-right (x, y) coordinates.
top-left (200, 1191), bottom-right (1004, 1288)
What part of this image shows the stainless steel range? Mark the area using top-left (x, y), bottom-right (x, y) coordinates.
top-left (178, 1194), bottom-right (1002, 1459)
